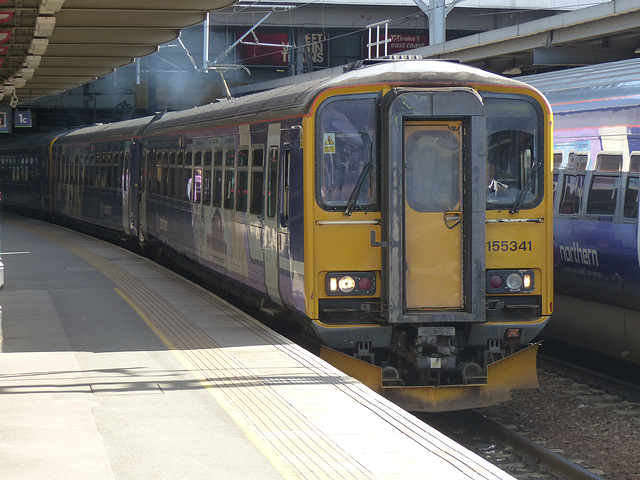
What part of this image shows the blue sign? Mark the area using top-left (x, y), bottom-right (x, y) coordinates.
top-left (14, 110), bottom-right (32, 128)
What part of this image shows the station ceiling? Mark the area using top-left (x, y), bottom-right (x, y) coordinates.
top-left (408, 0), bottom-right (640, 76)
top-left (0, 0), bottom-right (236, 105)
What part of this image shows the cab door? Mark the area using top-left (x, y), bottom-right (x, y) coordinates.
top-left (404, 121), bottom-right (463, 309)
top-left (382, 88), bottom-right (486, 324)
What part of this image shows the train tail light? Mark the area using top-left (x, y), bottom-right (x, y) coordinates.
top-left (326, 272), bottom-right (376, 296)
top-left (486, 270), bottom-right (534, 293)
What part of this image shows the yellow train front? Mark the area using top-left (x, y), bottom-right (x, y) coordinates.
top-left (301, 60), bottom-right (553, 411)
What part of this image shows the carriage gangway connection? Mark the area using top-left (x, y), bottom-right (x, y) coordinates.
top-left (0, 213), bottom-right (516, 480)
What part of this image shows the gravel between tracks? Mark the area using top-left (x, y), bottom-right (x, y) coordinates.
top-left (477, 370), bottom-right (640, 480)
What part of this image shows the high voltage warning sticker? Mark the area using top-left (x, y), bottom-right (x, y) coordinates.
top-left (323, 133), bottom-right (336, 154)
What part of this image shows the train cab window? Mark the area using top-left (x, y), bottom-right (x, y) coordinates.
top-left (236, 148), bottom-right (249, 212)
top-left (212, 149), bottom-right (223, 207)
top-left (558, 174), bottom-right (584, 215)
top-left (485, 96), bottom-right (543, 210)
top-left (250, 147), bottom-right (264, 215)
top-left (316, 95), bottom-right (378, 211)
top-left (267, 146), bottom-right (279, 218)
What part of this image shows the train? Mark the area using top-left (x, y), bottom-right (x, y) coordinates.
top-left (523, 58), bottom-right (640, 365)
top-left (0, 59), bottom-right (554, 411)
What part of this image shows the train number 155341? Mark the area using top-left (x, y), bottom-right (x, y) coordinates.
top-left (487, 240), bottom-right (532, 252)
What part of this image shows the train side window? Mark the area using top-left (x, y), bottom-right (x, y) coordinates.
top-left (175, 151), bottom-right (185, 200)
top-left (575, 153), bottom-right (589, 171)
top-left (87, 153), bottom-right (95, 187)
top-left (202, 169), bottom-right (212, 205)
top-left (236, 148), bottom-right (249, 212)
top-left (630, 153), bottom-right (640, 173)
top-left (624, 176), bottom-right (639, 218)
top-left (553, 152), bottom-right (563, 169)
top-left (250, 147), bottom-right (265, 215)
top-left (586, 174), bottom-right (619, 216)
top-left (282, 147), bottom-right (290, 225)
top-left (161, 151), bottom-right (169, 196)
top-left (184, 151), bottom-right (193, 200)
top-left (558, 173), bottom-right (584, 215)
top-left (212, 148), bottom-right (223, 207)
top-left (595, 153), bottom-right (622, 172)
top-left (224, 148), bottom-right (236, 210)
top-left (267, 146), bottom-right (279, 219)
top-left (167, 151), bottom-right (176, 198)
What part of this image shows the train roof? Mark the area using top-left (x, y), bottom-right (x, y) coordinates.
top-left (521, 58), bottom-right (640, 113)
top-left (143, 59), bottom-right (539, 136)
top-left (56, 116), bottom-right (155, 144)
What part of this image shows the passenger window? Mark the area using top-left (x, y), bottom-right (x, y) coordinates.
top-left (558, 173), bottom-right (584, 215)
top-left (282, 147), bottom-right (290, 225)
top-left (630, 153), bottom-right (640, 173)
top-left (192, 168), bottom-right (202, 203)
top-left (575, 153), bottom-right (588, 171)
top-left (224, 148), bottom-right (235, 210)
top-left (586, 175), bottom-right (619, 215)
top-left (596, 153), bottom-right (622, 172)
top-left (236, 148), bottom-right (249, 212)
top-left (212, 149), bottom-right (223, 207)
top-left (175, 151), bottom-right (186, 200)
top-left (624, 176), bottom-right (639, 218)
top-left (267, 146), bottom-right (279, 219)
top-left (250, 147), bottom-right (265, 215)
top-left (553, 152), bottom-right (563, 169)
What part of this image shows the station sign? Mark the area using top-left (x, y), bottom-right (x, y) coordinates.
top-left (14, 109), bottom-right (32, 128)
top-left (367, 34), bottom-right (428, 58)
top-left (237, 32), bottom-right (329, 68)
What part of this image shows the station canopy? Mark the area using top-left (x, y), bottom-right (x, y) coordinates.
top-left (0, 0), bottom-right (236, 104)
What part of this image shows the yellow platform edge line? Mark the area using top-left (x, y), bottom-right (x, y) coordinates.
top-left (113, 287), bottom-right (298, 480)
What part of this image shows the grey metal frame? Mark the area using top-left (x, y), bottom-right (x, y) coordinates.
top-left (380, 87), bottom-right (486, 324)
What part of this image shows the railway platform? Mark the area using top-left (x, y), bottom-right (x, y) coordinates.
top-left (0, 214), bottom-right (515, 480)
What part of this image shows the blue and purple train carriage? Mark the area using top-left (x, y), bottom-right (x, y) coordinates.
top-left (524, 58), bottom-right (640, 363)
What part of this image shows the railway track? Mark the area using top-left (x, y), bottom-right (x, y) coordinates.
top-left (418, 346), bottom-right (640, 480)
top-left (421, 409), bottom-right (604, 480)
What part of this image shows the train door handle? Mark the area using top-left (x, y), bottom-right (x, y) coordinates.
top-left (444, 211), bottom-right (462, 229)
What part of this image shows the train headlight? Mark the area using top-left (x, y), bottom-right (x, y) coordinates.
top-left (326, 272), bottom-right (376, 296)
top-left (505, 273), bottom-right (523, 290)
top-left (486, 270), bottom-right (534, 293)
top-left (338, 276), bottom-right (356, 293)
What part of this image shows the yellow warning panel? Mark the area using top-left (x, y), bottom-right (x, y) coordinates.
top-left (323, 133), bottom-right (336, 154)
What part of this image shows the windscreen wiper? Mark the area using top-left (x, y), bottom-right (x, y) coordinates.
top-left (509, 161), bottom-right (540, 214)
top-left (344, 162), bottom-right (375, 216)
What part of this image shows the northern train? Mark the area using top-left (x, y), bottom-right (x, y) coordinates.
top-left (0, 59), bottom-right (554, 411)
top-left (523, 58), bottom-right (640, 365)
